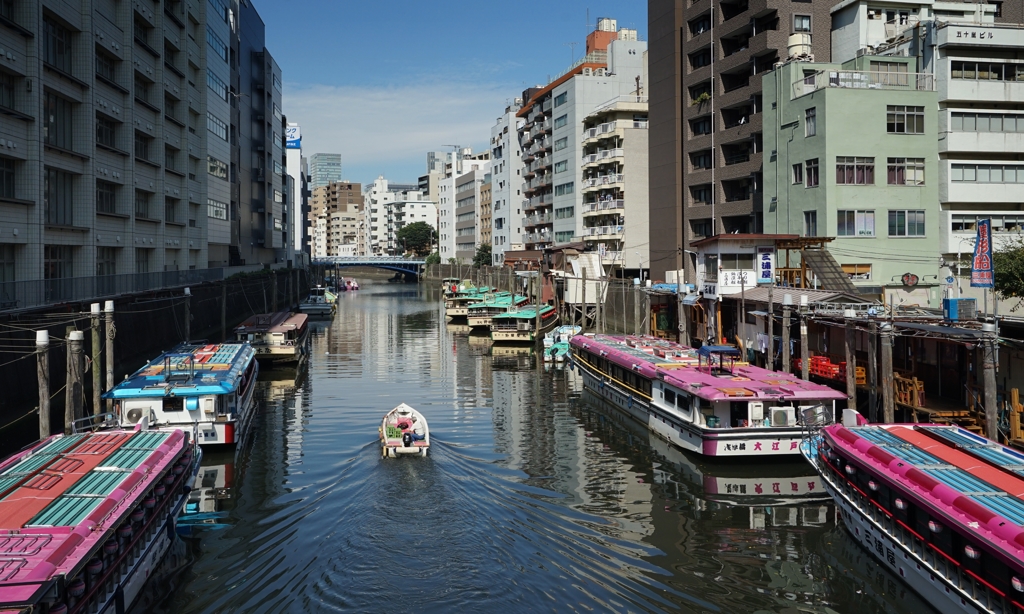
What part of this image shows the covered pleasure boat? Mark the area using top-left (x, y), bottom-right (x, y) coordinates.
top-left (569, 335), bottom-right (846, 457)
top-left (234, 312), bottom-right (309, 364)
top-left (490, 305), bottom-right (558, 343)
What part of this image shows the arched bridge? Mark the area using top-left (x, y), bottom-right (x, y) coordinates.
top-left (312, 256), bottom-right (426, 279)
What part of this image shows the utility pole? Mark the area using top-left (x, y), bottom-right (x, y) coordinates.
top-left (104, 301), bottom-right (114, 411)
top-left (845, 314), bottom-right (857, 411)
top-left (781, 294), bottom-right (792, 374)
top-left (221, 283), bottom-right (228, 342)
top-left (90, 304), bottom-right (102, 416)
top-left (799, 295), bottom-right (809, 381)
top-left (581, 268), bottom-right (587, 333)
top-left (881, 322), bottom-right (895, 423)
top-left (36, 330), bottom-right (50, 439)
top-left (766, 285), bottom-right (774, 370)
top-left (868, 321), bottom-right (879, 423)
top-left (983, 321), bottom-right (999, 440)
top-left (184, 287), bottom-right (192, 342)
top-left (66, 330), bottom-right (84, 434)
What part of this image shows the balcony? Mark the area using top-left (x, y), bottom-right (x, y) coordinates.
top-left (582, 148), bottom-right (625, 168)
top-left (583, 120), bottom-right (648, 143)
top-left (525, 230), bottom-right (552, 244)
top-left (793, 69), bottom-right (935, 99)
top-left (523, 212), bottom-right (553, 227)
top-left (581, 225), bottom-right (624, 238)
top-left (581, 199), bottom-right (624, 214)
top-left (581, 173), bottom-right (625, 190)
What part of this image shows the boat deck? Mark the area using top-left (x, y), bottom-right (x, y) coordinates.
top-left (104, 342), bottom-right (253, 398)
top-left (0, 430), bottom-right (185, 604)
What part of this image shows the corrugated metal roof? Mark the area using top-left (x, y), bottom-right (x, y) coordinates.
top-left (27, 496), bottom-right (102, 527)
top-left (65, 470), bottom-right (131, 496)
top-left (801, 249), bottom-right (859, 292)
top-left (99, 448), bottom-right (152, 470)
top-left (718, 286), bottom-right (866, 304)
top-left (123, 431), bottom-right (170, 450)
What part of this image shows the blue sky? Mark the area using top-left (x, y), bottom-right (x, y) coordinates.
top-left (256, 0), bottom-right (646, 186)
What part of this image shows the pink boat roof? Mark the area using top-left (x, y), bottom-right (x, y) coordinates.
top-left (0, 429), bottom-right (187, 606)
top-left (823, 423), bottom-right (1024, 571)
top-left (570, 335), bottom-right (847, 403)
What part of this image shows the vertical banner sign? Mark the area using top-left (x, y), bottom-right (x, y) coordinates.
top-left (971, 218), bottom-right (994, 288)
top-left (285, 125), bottom-right (301, 150)
top-left (757, 247), bottom-right (774, 284)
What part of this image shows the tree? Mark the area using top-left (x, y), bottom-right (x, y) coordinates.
top-left (395, 222), bottom-right (436, 256)
top-left (473, 243), bottom-right (492, 267)
top-left (425, 252), bottom-right (440, 265)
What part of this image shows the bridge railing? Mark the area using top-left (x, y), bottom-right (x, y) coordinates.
top-left (312, 256), bottom-right (426, 265)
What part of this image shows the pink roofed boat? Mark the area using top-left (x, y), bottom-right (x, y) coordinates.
top-left (0, 421), bottom-right (200, 614)
top-left (804, 414), bottom-right (1024, 613)
top-left (569, 334), bottom-right (847, 457)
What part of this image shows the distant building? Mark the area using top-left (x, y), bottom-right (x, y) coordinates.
top-left (385, 192), bottom-right (438, 254)
top-left (454, 169), bottom-right (491, 263)
top-left (479, 175), bottom-right (493, 248)
top-left (438, 150), bottom-right (490, 262)
top-left (308, 182), bottom-right (363, 258)
top-left (489, 102), bottom-right (526, 265)
top-left (308, 153), bottom-right (344, 189)
top-left (363, 176), bottom-right (418, 255)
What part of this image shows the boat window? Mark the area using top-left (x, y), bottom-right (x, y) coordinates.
top-left (163, 397), bottom-right (184, 412)
top-left (664, 388), bottom-right (676, 405)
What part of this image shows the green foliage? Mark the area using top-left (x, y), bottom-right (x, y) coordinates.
top-left (691, 92), bottom-right (710, 106)
top-left (472, 243), bottom-right (492, 267)
top-left (447, 258), bottom-right (458, 265)
top-left (395, 222), bottom-right (437, 255)
top-left (992, 235), bottom-right (1024, 309)
top-left (424, 252), bottom-right (441, 265)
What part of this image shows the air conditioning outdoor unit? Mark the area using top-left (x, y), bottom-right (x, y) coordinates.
top-left (769, 406), bottom-right (796, 427)
top-left (748, 402), bottom-right (764, 423)
top-left (517, 322), bottom-right (531, 331)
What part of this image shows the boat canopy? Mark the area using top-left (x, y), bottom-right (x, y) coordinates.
top-left (697, 345), bottom-right (741, 358)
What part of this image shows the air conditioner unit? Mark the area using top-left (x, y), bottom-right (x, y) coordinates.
top-left (583, 67), bottom-right (592, 76)
top-left (256, 145), bottom-right (265, 152)
top-left (748, 402), bottom-right (764, 423)
top-left (769, 406), bottom-right (796, 427)
top-left (256, 114), bottom-right (264, 121)
top-left (943, 298), bottom-right (977, 322)
top-left (517, 322), bottom-right (531, 331)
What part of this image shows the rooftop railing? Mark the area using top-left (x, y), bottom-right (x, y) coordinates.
top-left (793, 69), bottom-right (935, 98)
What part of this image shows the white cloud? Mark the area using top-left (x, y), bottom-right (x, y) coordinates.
top-left (284, 80), bottom-right (517, 182)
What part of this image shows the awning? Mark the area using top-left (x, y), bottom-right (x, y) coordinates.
top-left (697, 345), bottom-right (742, 358)
top-left (682, 294), bottom-right (700, 305)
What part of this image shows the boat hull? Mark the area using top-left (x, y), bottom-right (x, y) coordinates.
top-left (300, 304), bottom-right (334, 317)
top-left (575, 358), bottom-right (805, 457)
top-left (380, 403), bottom-right (430, 458)
top-left (467, 316), bottom-right (493, 328)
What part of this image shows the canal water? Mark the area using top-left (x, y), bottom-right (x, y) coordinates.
top-left (147, 281), bottom-right (936, 613)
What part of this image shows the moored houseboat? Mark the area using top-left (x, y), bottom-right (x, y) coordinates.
top-left (299, 286), bottom-right (335, 317)
top-left (444, 285), bottom-right (495, 318)
top-left (466, 292), bottom-right (529, 329)
top-left (804, 417), bottom-right (1024, 613)
top-left (0, 424), bottom-right (200, 614)
top-left (569, 335), bottom-right (846, 457)
top-left (490, 304), bottom-right (558, 343)
top-left (234, 312), bottom-right (309, 364)
top-left (103, 342), bottom-right (259, 447)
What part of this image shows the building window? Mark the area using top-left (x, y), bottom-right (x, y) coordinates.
top-left (841, 264), bottom-right (872, 280)
top-left (207, 71), bottom-right (228, 101)
top-left (0, 71), bottom-right (14, 110)
top-left (554, 160), bottom-right (568, 174)
top-left (207, 198), bottom-right (228, 220)
top-left (804, 211), bottom-right (817, 236)
top-left (836, 156), bottom-right (874, 185)
top-left (44, 245), bottom-right (73, 280)
top-left (555, 206), bottom-right (574, 219)
top-left (134, 74), bottom-right (151, 104)
top-left (555, 231), bottom-right (574, 243)
top-left (692, 150), bottom-right (712, 170)
top-left (207, 27), bottom-right (228, 61)
top-left (96, 52), bottom-right (116, 82)
top-left (164, 146), bottom-right (179, 172)
top-left (274, 189), bottom-right (283, 203)
top-left (135, 248), bottom-right (150, 274)
top-left (691, 116), bottom-right (711, 136)
top-left (0, 243), bottom-right (14, 283)
top-left (794, 15), bottom-right (811, 32)
top-left (134, 131), bottom-right (152, 161)
top-left (96, 247), bottom-right (116, 277)
top-left (887, 105), bottom-right (925, 134)
top-left (554, 137), bottom-right (568, 151)
top-left (869, 61), bottom-right (909, 86)
top-left (805, 107), bottom-right (816, 136)
top-left (805, 159), bottom-right (819, 187)
top-left (44, 168), bottom-right (73, 226)
top-left (554, 114), bottom-right (568, 129)
top-left (96, 115), bottom-right (117, 148)
top-left (689, 49), bottom-right (711, 69)
top-left (951, 164), bottom-right (1024, 183)
top-left (691, 185), bottom-right (712, 204)
top-left (0, 156), bottom-right (13, 199)
top-left (837, 210), bottom-right (875, 236)
top-left (96, 179), bottom-right (117, 214)
top-left (209, 0), bottom-right (230, 23)
top-left (208, 156), bottom-right (228, 179)
top-left (135, 189), bottom-right (152, 218)
top-left (691, 219), bottom-right (712, 238)
top-left (951, 113), bottom-right (1024, 133)
top-left (44, 92), bottom-right (73, 150)
top-left (207, 113), bottom-right (228, 140)
top-left (0, 1), bottom-right (13, 22)
top-left (43, 17), bottom-right (72, 74)
top-left (554, 92), bottom-right (567, 107)
top-left (888, 210), bottom-right (925, 236)
top-left (951, 61), bottom-right (1024, 82)
top-left (165, 197), bottom-right (179, 223)
top-left (887, 157), bottom-right (925, 185)
top-left (720, 253), bottom-right (755, 269)
top-left (792, 163), bottom-right (803, 184)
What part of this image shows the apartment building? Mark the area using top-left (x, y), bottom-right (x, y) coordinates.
top-left (363, 176), bottom-right (417, 255)
top-left (479, 175), bottom-right (492, 247)
top-left (438, 149), bottom-right (488, 262)
top-left (308, 181), bottom-right (362, 258)
top-left (648, 0), bottom-right (831, 281)
top-left (454, 169), bottom-right (490, 263)
top-left (580, 97), bottom-right (650, 276)
top-left (489, 102), bottom-right (525, 265)
top-left (384, 191), bottom-right (436, 254)
top-left (519, 18), bottom-right (647, 251)
top-left (308, 153), bottom-right (342, 189)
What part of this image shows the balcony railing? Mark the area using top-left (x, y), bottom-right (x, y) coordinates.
top-left (581, 225), bottom-right (624, 237)
top-left (582, 199), bottom-right (625, 213)
top-left (523, 213), bottom-right (553, 227)
top-left (583, 120), bottom-right (648, 140)
top-left (793, 69), bottom-right (935, 99)
top-left (581, 173), bottom-right (625, 188)
top-left (525, 230), bottom-right (553, 244)
top-left (582, 148), bottom-right (624, 164)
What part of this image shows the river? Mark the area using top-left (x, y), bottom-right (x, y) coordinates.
top-left (146, 280), bottom-right (936, 613)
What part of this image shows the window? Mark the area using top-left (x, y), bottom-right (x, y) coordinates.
top-left (554, 92), bottom-right (567, 107)
top-left (689, 49), bottom-right (711, 69)
top-left (165, 197), bottom-right (179, 223)
top-left (794, 15), bottom-right (811, 32)
top-left (665, 389), bottom-right (676, 405)
top-left (208, 156), bottom-right (228, 179)
top-left (135, 189), bottom-right (152, 218)
top-left (837, 210), bottom-right (875, 236)
top-left (554, 160), bottom-right (569, 174)
top-left (887, 105), bottom-right (925, 134)
top-left (887, 157), bottom-right (925, 186)
top-left (0, 156), bottom-right (12, 199)
top-left (951, 164), bottom-right (1024, 183)
top-left (703, 254), bottom-right (718, 280)
top-left (96, 52), bottom-right (116, 82)
top-left (951, 61), bottom-right (1024, 82)
top-left (0, 72), bottom-right (13, 109)
top-left (792, 163), bottom-right (803, 184)
top-left (96, 179), bottom-right (117, 214)
top-left (164, 146), bottom-right (179, 172)
top-left (43, 17), bottom-right (72, 74)
top-left (0, 1), bottom-right (13, 21)
top-left (888, 210), bottom-right (925, 236)
top-left (554, 137), bottom-right (568, 151)
top-left (207, 71), bottom-right (228, 101)
top-left (555, 231), bottom-right (574, 243)
top-left (134, 131), bottom-right (152, 161)
top-left (720, 253), bottom-right (755, 269)
top-left (805, 158), bottom-right (819, 187)
top-left (207, 113), bottom-right (228, 140)
top-left (841, 264), bottom-right (872, 280)
top-left (804, 211), bottom-right (817, 236)
top-left (952, 113), bottom-right (1024, 133)
top-left (207, 28), bottom-right (228, 62)
top-left (691, 150), bottom-right (712, 170)
top-left (835, 156), bottom-right (874, 185)
top-left (805, 107), bottom-right (816, 137)
top-left (691, 116), bottom-right (711, 135)
top-left (96, 247), bottom-right (116, 277)
top-left (554, 182), bottom-right (574, 196)
top-left (44, 168), bottom-right (73, 226)
top-left (555, 206), bottom-right (574, 219)
top-left (0, 243), bottom-right (14, 283)
top-left (869, 61), bottom-right (909, 86)
top-left (691, 218), bottom-right (712, 237)
top-left (691, 185), bottom-right (712, 204)
top-left (209, 0), bottom-right (230, 23)
top-left (554, 114), bottom-right (568, 129)
top-left (134, 74), bottom-right (150, 103)
top-left (135, 248), bottom-right (150, 274)
top-left (274, 189), bottom-right (283, 203)
top-left (207, 198), bottom-right (228, 220)
top-left (44, 246), bottom-right (73, 280)
top-left (44, 93), bottom-right (73, 150)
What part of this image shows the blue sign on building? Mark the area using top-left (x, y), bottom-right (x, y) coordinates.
top-left (285, 125), bottom-right (301, 150)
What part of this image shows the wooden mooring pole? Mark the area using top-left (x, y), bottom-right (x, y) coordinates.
top-left (184, 288), bottom-right (192, 342)
top-left (845, 318), bottom-right (857, 411)
top-left (66, 330), bottom-right (84, 434)
top-left (799, 296), bottom-right (809, 381)
top-left (781, 295), bottom-right (792, 374)
top-left (91, 303), bottom-right (102, 416)
top-left (581, 269), bottom-right (587, 333)
top-left (869, 321), bottom-right (879, 423)
top-left (881, 322), bottom-right (895, 423)
top-left (36, 330), bottom-right (50, 439)
top-left (104, 301), bottom-right (114, 411)
top-left (983, 322), bottom-right (999, 440)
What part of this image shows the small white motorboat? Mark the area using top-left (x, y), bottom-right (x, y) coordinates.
top-left (379, 403), bottom-right (430, 458)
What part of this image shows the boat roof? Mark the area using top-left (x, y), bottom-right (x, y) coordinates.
top-left (824, 423), bottom-right (1024, 565)
top-left (492, 304), bottom-right (557, 319)
top-left (467, 294), bottom-right (525, 308)
top-left (234, 312), bottom-right (308, 334)
top-left (102, 342), bottom-right (255, 399)
top-left (0, 429), bottom-right (187, 606)
top-left (571, 335), bottom-right (846, 403)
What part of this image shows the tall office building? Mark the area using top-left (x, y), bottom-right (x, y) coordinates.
top-left (286, 123), bottom-right (309, 258)
top-left (309, 181), bottom-right (362, 257)
top-left (647, 0), bottom-right (831, 281)
top-left (489, 102), bottom-right (525, 265)
top-left (438, 149), bottom-right (489, 262)
top-left (308, 153), bottom-right (343, 189)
